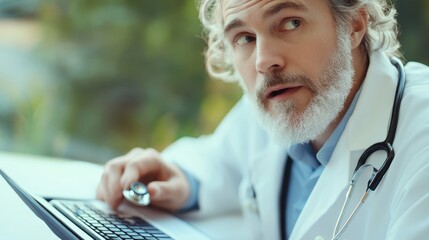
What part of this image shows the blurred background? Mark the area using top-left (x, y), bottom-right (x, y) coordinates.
top-left (0, 0), bottom-right (428, 164)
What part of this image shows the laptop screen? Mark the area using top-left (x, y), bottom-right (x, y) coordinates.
top-left (0, 169), bottom-right (78, 239)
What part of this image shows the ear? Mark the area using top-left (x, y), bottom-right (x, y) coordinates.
top-left (350, 8), bottom-right (369, 49)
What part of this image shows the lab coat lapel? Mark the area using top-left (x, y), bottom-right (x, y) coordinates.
top-left (289, 126), bottom-right (353, 239)
top-left (250, 142), bottom-right (288, 240)
top-left (290, 52), bottom-right (398, 240)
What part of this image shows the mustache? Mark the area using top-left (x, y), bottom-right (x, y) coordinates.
top-left (256, 71), bottom-right (320, 100)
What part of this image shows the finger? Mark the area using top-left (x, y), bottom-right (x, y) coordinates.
top-left (119, 148), bottom-right (146, 188)
top-left (120, 149), bottom-right (163, 189)
top-left (147, 181), bottom-right (164, 200)
top-left (147, 178), bottom-right (189, 211)
top-left (151, 178), bottom-right (181, 198)
top-left (96, 164), bottom-right (115, 201)
top-left (106, 171), bottom-right (124, 209)
top-left (120, 163), bottom-right (140, 189)
top-left (103, 159), bottom-right (127, 209)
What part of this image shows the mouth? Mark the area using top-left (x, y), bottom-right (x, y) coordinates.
top-left (265, 85), bottom-right (302, 100)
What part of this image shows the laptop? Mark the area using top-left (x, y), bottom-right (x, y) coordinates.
top-left (0, 169), bottom-right (210, 240)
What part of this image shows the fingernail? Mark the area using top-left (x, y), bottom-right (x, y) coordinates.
top-left (151, 184), bottom-right (161, 199)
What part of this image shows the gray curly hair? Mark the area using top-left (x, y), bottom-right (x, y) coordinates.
top-left (198, 0), bottom-right (401, 82)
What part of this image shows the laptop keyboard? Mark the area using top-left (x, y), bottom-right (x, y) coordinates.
top-left (61, 202), bottom-right (173, 240)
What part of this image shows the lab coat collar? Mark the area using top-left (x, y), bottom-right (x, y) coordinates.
top-left (289, 51), bottom-right (399, 240)
top-left (348, 52), bottom-right (398, 151)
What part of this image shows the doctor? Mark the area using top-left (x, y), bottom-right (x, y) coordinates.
top-left (96, 0), bottom-right (429, 239)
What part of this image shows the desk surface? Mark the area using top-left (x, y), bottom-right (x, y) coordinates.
top-left (0, 151), bottom-right (246, 240)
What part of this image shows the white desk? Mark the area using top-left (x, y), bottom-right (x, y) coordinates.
top-left (0, 151), bottom-right (246, 240)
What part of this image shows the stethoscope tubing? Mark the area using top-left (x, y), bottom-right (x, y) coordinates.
top-left (332, 58), bottom-right (406, 239)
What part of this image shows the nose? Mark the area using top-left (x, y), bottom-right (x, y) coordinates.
top-left (255, 37), bottom-right (285, 73)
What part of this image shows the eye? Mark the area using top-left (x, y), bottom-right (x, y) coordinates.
top-left (283, 18), bottom-right (301, 31)
top-left (234, 34), bottom-right (256, 46)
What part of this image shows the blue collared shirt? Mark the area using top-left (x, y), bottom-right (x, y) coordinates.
top-left (285, 89), bottom-right (361, 237)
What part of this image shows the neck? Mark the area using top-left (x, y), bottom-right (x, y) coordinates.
top-left (311, 49), bottom-right (369, 152)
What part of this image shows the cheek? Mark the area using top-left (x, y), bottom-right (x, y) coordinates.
top-left (295, 24), bottom-right (338, 82)
top-left (298, 44), bottom-right (334, 79)
top-left (234, 52), bottom-right (257, 93)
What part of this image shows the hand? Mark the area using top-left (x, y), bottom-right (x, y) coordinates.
top-left (96, 148), bottom-right (190, 211)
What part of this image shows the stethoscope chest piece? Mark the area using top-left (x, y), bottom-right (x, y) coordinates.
top-left (122, 182), bottom-right (151, 206)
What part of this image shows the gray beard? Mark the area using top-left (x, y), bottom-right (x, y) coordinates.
top-left (249, 27), bottom-right (355, 145)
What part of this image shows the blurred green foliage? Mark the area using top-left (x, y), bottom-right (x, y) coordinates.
top-left (37, 1), bottom-right (211, 157)
top-left (0, 0), bottom-right (242, 162)
top-left (0, 0), bottom-right (427, 163)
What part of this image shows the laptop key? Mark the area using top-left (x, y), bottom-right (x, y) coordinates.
top-left (98, 226), bottom-right (108, 231)
top-left (131, 236), bottom-right (144, 240)
top-left (153, 234), bottom-right (170, 238)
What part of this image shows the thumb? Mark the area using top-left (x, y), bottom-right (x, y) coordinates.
top-left (148, 181), bottom-right (176, 201)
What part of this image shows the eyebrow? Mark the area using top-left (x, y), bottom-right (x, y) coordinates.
top-left (223, 1), bottom-right (308, 36)
top-left (224, 19), bottom-right (245, 36)
top-left (263, 1), bottom-right (308, 19)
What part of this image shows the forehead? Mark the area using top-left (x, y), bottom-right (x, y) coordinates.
top-left (221, 0), bottom-right (330, 24)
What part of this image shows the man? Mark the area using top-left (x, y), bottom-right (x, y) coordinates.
top-left (97, 0), bottom-right (429, 239)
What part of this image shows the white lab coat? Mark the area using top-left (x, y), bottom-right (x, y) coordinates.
top-left (162, 51), bottom-right (429, 240)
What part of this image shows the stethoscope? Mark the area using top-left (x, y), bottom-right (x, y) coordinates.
top-left (280, 58), bottom-right (406, 240)
top-left (122, 181), bottom-right (151, 206)
top-left (331, 57), bottom-right (405, 239)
